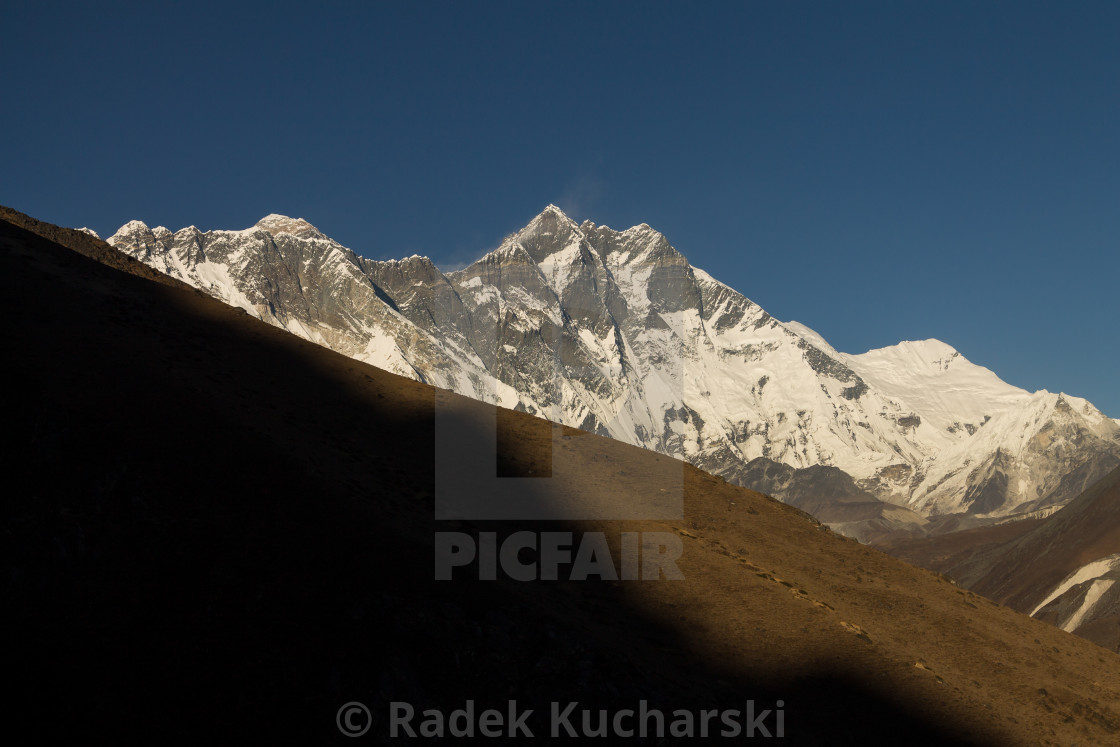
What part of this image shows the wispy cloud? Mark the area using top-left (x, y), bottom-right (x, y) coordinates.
top-left (554, 165), bottom-right (607, 222)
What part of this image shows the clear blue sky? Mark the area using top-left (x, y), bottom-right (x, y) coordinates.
top-left (3, 1), bottom-right (1117, 416)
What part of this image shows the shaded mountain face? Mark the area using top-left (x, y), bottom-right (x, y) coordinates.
top-left (882, 466), bottom-right (1120, 651)
top-left (736, 457), bottom-right (929, 544)
top-left (8, 204), bottom-right (1120, 744)
top-left (105, 206), bottom-right (1120, 534)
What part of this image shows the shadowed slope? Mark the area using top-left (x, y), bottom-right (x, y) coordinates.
top-left (966, 468), bottom-right (1120, 607)
top-left (4, 207), bottom-right (1120, 744)
top-left (884, 467), bottom-right (1120, 650)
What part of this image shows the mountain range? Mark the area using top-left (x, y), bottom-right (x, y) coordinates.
top-left (104, 206), bottom-right (1120, 541)
top-left (7, 203), bottom-right (1120, 743)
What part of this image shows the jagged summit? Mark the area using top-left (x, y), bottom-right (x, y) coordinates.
top-left (380, 253), bottom-right (435, 265)
top-left (113, 219), bottom-right (151, 236)
top-left (518, 204), bottom-right (578, 234)
top-left (254, 214), bottom-right (324, 240)
top-left (527, 204), bottom-right (580, 230)
top-left (109, 215), bottom-right (326, 243)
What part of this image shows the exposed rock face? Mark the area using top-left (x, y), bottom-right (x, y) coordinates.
top-left (107, 206), bottom-right (1120, 535)
top-left (732, 457), bottom-right (930, 544)
top-left (106, 215), bottom-right (515, 405)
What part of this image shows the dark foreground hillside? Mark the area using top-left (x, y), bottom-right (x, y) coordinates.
top-left (4, 207), bottom-right (1120, 745)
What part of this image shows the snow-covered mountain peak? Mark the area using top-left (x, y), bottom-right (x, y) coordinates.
top-left (875, 339), bottom-right (963, 371)
top-left (254, 214), bottom-right (324, 240)
top-left (1054, 393), bottom-right (1117, 428)
top-left (75, 227), bottom-right (100, 239)
top-left (470, 210), bottom-right (683, 282)
top-left (848, 338), bottom-right (1011, 382)
top-left (109, 219), bottom-right (152, 242)
top-left (522, 205), bottom-right (579, 235)
top-left (542, 203), bottom-right (571, 218)
top-left (487, 206), bottom-right (590, 273)
top-left (842, 339), bottom-right (1028, 426)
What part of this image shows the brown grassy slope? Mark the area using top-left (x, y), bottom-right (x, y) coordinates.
top-left (4, 206), bottom-right (1120, 745)
top-left (881, 517), bottom-right (1047, 576)
top-left (882, 468), bottom-right (1120, 648)
top-left (965, 467), bottom-right (1120, 609)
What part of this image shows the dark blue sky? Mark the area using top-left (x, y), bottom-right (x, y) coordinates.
top-left (3, 1), bottom-right (1118, 416)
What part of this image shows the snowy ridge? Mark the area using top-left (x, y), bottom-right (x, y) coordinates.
top-left (106, 216), bottom-right (518, 406)
top-left (107, 206), bottom-right (1120, 531)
